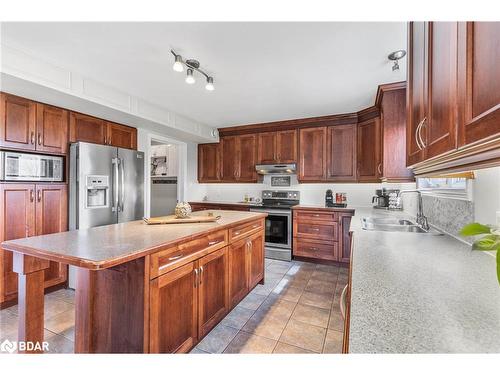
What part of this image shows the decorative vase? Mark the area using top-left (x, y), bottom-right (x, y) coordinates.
top-left (175, 202), bottom-right (192, 219)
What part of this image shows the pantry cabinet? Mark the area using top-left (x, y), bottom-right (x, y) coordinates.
top-left (0, 183), bottom-right (68, 305)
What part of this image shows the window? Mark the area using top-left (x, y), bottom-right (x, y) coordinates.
top-left (417, 172), bottom-right (473, 199)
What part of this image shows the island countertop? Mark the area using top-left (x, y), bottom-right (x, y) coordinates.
top-left (348, 207), bottom-right (500, 353)
top-left (1, 210), bottom-right (267, 270)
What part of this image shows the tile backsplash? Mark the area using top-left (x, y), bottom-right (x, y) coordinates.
top-left (403, 195), bottom-right (474, 242)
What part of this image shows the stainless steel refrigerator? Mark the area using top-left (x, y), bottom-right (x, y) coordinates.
top-left (68, 141), bottom-right (144, 287)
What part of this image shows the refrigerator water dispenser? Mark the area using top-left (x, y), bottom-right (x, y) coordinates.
top-left (85, 175), bottom-right (109, 208)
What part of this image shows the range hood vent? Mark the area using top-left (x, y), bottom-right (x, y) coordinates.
top-left (255, 163), bottom-right (297, 175)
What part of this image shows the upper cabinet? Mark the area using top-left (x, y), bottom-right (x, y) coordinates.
top-left (257, 130), bottom-right (297, 164)
top-left (70, 113), bottom-right (137, 150)
top-left (457, 22), bottom-right (500, 146)
top-left (326, 124), bottom-right (357, 182)
top-left (221, 135), bottom-right (257, 182)
top-left (0, 93), bottom-right (68, 154)
top-left (407, 22), bottom-right (500, 174)
top-left (357, 118), bottom-right (382, 182)
top-left (377, 83), bottom-right (414, 182)
top-left (106, 121), bottom-right (137, 150)
top-left (298, 127), bottom-right (327, 182)
top-left (69, 112), bottom-right (106, 145)
top-left (198, 143), bottom-right (221, 182)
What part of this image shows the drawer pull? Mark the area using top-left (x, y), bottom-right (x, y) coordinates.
top-left (309, 247), bottom-right (319, 251)
top-left (234, 231), bottom-right (240, 235)
top-left (168, 254), bottom-right (183, 261)
top-left (312, 228), bottom-right (320, 231)
top-left (313, 214), bottom-right (320, 217)
top-left (208, 240), bottom-right (219, 246)
top-left (252, 224), bottom-right (259, 228)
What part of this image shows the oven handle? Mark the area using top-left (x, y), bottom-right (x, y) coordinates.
top-left (249, 208), bottom-right (292, 216)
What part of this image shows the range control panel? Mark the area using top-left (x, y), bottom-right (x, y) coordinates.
top-left (262, 190), bottom-right (300, 200)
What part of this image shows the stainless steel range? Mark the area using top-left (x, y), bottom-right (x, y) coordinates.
top-left (249, 190), bottom-right (299, 261)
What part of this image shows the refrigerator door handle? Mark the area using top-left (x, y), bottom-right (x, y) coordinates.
top-left (111, 157), bottom-right (119, 212)
top-left (119, 157), bottom-right (125, 212)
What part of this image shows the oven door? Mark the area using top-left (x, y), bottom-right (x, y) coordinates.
top-left (250, 208), bottom-right (291, 249)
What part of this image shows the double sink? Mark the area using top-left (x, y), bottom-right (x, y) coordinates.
top-left (362, 217), bottom-right (441, 234)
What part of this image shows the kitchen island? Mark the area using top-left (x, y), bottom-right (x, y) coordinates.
top-left (1, 210), bottom-right (267, 353)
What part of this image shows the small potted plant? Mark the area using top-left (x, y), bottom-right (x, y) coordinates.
top-left (460, 223), bottom-right (500, 285)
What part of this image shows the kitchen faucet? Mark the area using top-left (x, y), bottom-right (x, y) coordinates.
top-left (397, 190), bottom-right (430, 230)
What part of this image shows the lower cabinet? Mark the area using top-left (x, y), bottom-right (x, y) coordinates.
top-left (149, 224), bottom-right (264, 353)
top-left (0, 183), bottom-right (68, 305)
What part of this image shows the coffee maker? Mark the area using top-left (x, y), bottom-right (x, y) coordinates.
top-left (372, 188), bottom-right (402, 210)
top-left (325, 189), bottom-right (334, 207)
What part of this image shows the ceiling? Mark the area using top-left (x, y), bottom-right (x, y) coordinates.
top-left (0, 22), bottom-right (406, 128)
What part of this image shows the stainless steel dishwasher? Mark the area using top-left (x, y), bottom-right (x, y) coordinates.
top-left (150, 176), bottom-right (177, 217)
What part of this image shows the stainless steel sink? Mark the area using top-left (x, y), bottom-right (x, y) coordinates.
top-left (362, 217), bottom-right (415, 226)
top-left (361, 217), bottom-right (442, 234)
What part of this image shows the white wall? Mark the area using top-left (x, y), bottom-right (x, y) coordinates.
top-left (473, 166), bottom-right (500, 226)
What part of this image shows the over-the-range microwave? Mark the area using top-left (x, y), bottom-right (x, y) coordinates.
top-left (0, 151), bottom-right (64, 182)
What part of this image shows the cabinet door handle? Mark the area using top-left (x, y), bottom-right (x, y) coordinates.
top-left (377, 163), bottom-right (382, 175)
top-left (37, 190), bottom-right (42, 202)
top-left (194, 268), bottom-right (199, 288)
top-left (30, 132), bottom-right (35, 145)
top-left (312, 227), bottom-right (320, 231)
top-left (37, 133), bottom-right (42, 145)
top-left (309, 247), bottom-right (319, 251)
top-left (168, 254), bottom-right (183, 261)
top-left (418, 117), bottom-right (427, 148)
top-left (29, 189), bottom-right (34, 202)
top-left (234, 231), bottom-right (240, 236)
top-left (415, 119), bottom-right (423, 150)
top-left (199, 266), bottom-right (204, 285)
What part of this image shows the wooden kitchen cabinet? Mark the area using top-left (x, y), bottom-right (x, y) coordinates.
top-left (228, 237), bottom-right (249, 307)
top-left (197, 247), bottom-right (229, 337)
top-left (198, 143), bottom-right (221, 182)
top-left (69, 112), bottom-right (107, 145)
top-left (238, 134), bottom-right (258, 181)
top-left (457, 22), bottom-right (500, 146)
top-left (35, 184), bottom-right (68, 287)
top-left (407, 22), bottom-right (427, 166)
top-left (0, 94), bottom-right (68, 154)
top-left (106, 121), bottom-right (137, 150)
top-left (257, 130), bottom-right (297, 164)
top-left (326, 124), bottom-right (357, 182)
top-left (248, 231), bottom-right (264, 290)
top-left (0, 93), bottom-right (36, 151)
top-left (70, 113), bottom-right (137, 150)
top-left (35, 103), bottom-right (69, 154)
top-left (298, 127), bottom-right (327, 182)
top-left (376, 83), bottom-right (414, 182)
top-left (357, 118), bottom-right (382, 182)
top-left (0, 183), bottom-right (68, 305)
top-left (221, 135), bottom-right (257, 182)
top-left (425, 22), bottom-right (458, 160)
top-left (149, 261), bottom-right (198, 353)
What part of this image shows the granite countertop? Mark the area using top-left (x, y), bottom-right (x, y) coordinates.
top-left (1, 210), bottom-right (266, 270)
top-left (291, 204), bottom-right (356, 212)
top-left (189, 200), bottom-right (263, 206)
top-left (348, 207), bottom-right (500, 353)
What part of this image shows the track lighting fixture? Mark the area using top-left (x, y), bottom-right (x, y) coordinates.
top-left (171, 50), bottom-right (215, 91)
top-left (388, 50), bottom-right (406, 71)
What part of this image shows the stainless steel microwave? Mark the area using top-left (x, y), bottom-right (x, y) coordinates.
top-left (0, 151), bottom-right (64, 182)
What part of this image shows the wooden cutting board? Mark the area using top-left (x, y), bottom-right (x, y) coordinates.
top-left (143, 215), bottom-right (221, 225)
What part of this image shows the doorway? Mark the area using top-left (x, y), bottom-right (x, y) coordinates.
top-left (145, 135), bottom-right (186, 218)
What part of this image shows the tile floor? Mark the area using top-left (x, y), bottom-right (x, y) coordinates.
top-left (0, 259), bottom-right (347, 354)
